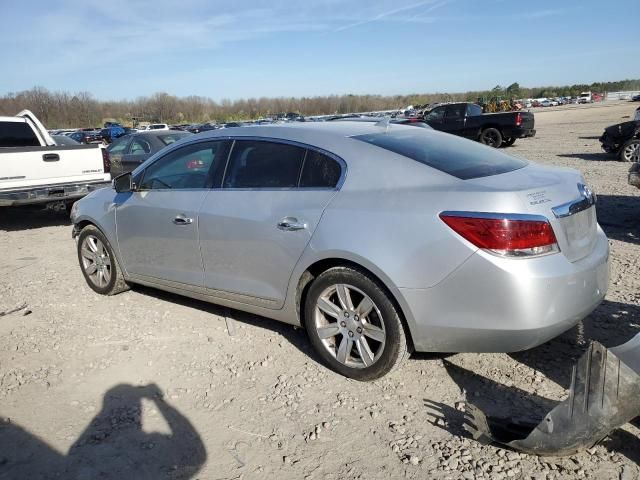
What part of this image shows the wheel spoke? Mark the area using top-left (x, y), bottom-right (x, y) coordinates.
top-left (356, 337), bottom-right (375, 366)
top-left (317, 324), bottom-right (340, 339)
top-left (336, 335), bottom-right (352, 364)
top-left (81, 246), bottom-right (96, 261)
top-left (102, 267), bottom-right (111, 285)
top-left (318, 297), bottom-right (342, 319)
top-left (362, 322), bottom-right (385, 343)
top-left (85, 263), bottom-right (97, 275)
top-left (97, 269), bottom-right (105, 286)
top-left (87, 237), bottom-right (99, 253)
top-left (355, 296), bottom-right (374, 318)
top-left (336, 284), bottom-right (354, 310)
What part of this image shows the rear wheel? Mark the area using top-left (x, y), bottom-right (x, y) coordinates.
top-left (304, 266), bottom-right (408, 381)
top-left (502, 137), bottom-right (516, 147)
top-left (619, 139), bottom-right (640, 162)
top-left (77, 225), bottom-right (129, 295)
top-left (480, 128), bottom-right (503, 148)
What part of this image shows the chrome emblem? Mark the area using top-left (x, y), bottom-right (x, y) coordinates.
top-left (578, 183), bottom-right (596, 204)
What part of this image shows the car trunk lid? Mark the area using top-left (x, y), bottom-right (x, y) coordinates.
top-left (466, 163), bottom-right (598, 262)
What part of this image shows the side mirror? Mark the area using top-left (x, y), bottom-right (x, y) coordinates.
top-left (113, 172), bottom-right (133, 193)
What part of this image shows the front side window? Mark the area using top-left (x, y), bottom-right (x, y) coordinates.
top-left (107, 137), bottom-right (130, 154)
top-left (223, 140), bottom-right (305, 188)
top-left (0, 121), bottom-right (40, 147)
top-left (300, 150), bottom-right (342, 188)
top-left (425, 107), bottom-right (445, 122)
top-left (139, 141), bottom-right (225, 190)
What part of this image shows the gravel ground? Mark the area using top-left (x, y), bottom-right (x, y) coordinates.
top-left (1, 101), bottom-right (639, 480)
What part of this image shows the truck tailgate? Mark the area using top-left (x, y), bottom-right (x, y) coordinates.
top-left (0, 144), bottom-right (109, 190)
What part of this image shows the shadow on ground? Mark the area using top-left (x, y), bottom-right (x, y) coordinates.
top-left (0, 206), bottom-right (70, 232)
top-left (0, 383), bottom-right (206, 479)
top-left (556, 152), bottom-right (612, 161)
top-left (131, 285), bottom-right (321, 366)
top-left (597, 194), bottom-right (640, 245)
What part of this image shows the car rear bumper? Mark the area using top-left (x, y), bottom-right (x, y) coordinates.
top-left (512, 127), bottom-right (536, 139)
top-left (401, 228), bottom-right (609, 352)
top-left (0, 180), bottom-right (111, 206)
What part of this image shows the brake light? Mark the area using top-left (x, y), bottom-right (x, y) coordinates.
top-left (101, 147), bottom-right (111, 174)
top-left (439, 213), bottom-right (558, 257)
top-left (515, 113), bottom-right (522, 126)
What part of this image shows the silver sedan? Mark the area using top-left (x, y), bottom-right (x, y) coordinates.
top-left (71, 122), bottom-right (609, 380)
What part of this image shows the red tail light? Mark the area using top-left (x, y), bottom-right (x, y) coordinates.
top-left (515, 112), bottom-right (522, 126)
top-left (101, 147), bottom-right (111, 174)
top-left (439, 212), bottom-right (558, 257)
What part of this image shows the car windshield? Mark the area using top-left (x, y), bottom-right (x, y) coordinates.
top-left (157, 133), bottom-right (190, 145)
top-left (353, 130), bottom-right (527, 180)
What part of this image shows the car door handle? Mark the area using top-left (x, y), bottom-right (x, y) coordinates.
top-left (43, 153), bottom-right (60, 162)
top-left (173, 215), bottom-right (194, 225)
top-left (277, 217), bottom-right (307, 231)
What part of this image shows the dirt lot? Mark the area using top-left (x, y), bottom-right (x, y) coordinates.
top-left (1, 102), bottom-right (639, 480)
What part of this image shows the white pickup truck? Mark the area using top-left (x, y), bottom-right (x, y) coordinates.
top-left (0, 110), bottom-right (111, 209)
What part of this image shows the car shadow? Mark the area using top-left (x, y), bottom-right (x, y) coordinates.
top-left (596, 194), bottom-right (640, 245)
top-left (0, 206), bottom-right (71, 232)
top-left (578, 135), bottom-right (603, 140)
top-left (130, 285), bottom-right (323, 366)
top-left (556, 152), bottom-right (612, 161)
top-left (0, 383), bottom-right (206, 479)
top-left (424, 299), bottom-right (640, 463)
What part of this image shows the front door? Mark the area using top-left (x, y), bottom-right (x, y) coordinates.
top-left (115, 140), bottom-right (229, 287)
top-left (198, 140), bottom-right (343, 308)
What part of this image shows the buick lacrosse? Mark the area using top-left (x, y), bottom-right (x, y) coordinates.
top-left (71, 122), bottom-right (609, 380)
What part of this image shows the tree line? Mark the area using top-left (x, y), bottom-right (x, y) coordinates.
top-left (1, 79), bottom-right (639, 128)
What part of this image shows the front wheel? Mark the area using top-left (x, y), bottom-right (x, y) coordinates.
top-left (77, 225), bottom-right (129, 295)
top-left (619, 139), bottom-right (640, 162)
top-left (304, 266), bottom-right (409, 381)
top-left (480, 127), bottom-right (503, 148)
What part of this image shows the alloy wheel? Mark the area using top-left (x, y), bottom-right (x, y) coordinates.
top-left (80, 235), bottom-right (112, 288)
top-left (314, 283), bottom-right (386, 368)
top-left (622, 142), bottom-right (640, 162)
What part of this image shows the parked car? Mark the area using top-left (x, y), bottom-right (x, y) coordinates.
top-left (0, 110), bottom-right (110, 209)
top-left (632, 94), bottom-right (640, 102)
top-left (100, 126), bottom-right (126, 143)
top-left (71, 122), bottom-right (608, 380)
top-left (52, 134), bottom-right (80, 146)
top-left (69, 130), bottom-right (104, 144)
top-left (143, 123), bottom-right (170, 131)
top-left (578, 91), bottom-right (593, 104)
top-left (599, 120), bottom-right (640, 161)
top-left (423, 102), bottom-right (535, 147)
top-left (107, 130), bottom-right (192, 176)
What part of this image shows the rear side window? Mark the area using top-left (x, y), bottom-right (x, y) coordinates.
top-left (466, 103), bottom-right (483, 116)
top-left (300, 150), bottom-right (342, 188)
top-left (0, 121), bottom-right (40, 147)
top-left (445, 104), bottom-right (466, 119)
top-left (353, 130), bottom-right (527, 180)
top-left (223, 140), bottom-right (305, 188)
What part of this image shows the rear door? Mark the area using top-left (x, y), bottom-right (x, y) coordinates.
top-left (198, 139), bottom-right (343, 308)
top-left (115, 140), bottom-right (230, 286)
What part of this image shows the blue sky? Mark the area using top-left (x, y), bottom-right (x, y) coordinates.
top-left (1, 0), bottom-right (637, 101)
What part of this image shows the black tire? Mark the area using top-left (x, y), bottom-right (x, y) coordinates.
top-left (619, 139), bottom-right (640, 162)
top-left (480, 127), bottom-right (503, 148)
top-left (304, 266), bottom-right (409, 381)
top-left (77, 225), bottom-right (129, 295)
top-left (502, 137), bottom-right (516, 147)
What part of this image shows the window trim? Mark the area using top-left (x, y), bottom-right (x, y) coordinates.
top-left (219, 136), bottom-right (347, 191)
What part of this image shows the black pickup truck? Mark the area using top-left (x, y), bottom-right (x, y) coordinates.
top-left (423, 102), bottom-right (536, 148)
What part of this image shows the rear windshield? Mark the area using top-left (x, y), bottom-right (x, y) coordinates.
top-left (0, 121), bottom-right (40, 147)
top-left (353, 130), bottom-right (527, 180)
top-left (157, 133), bottom-right (189, 145)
